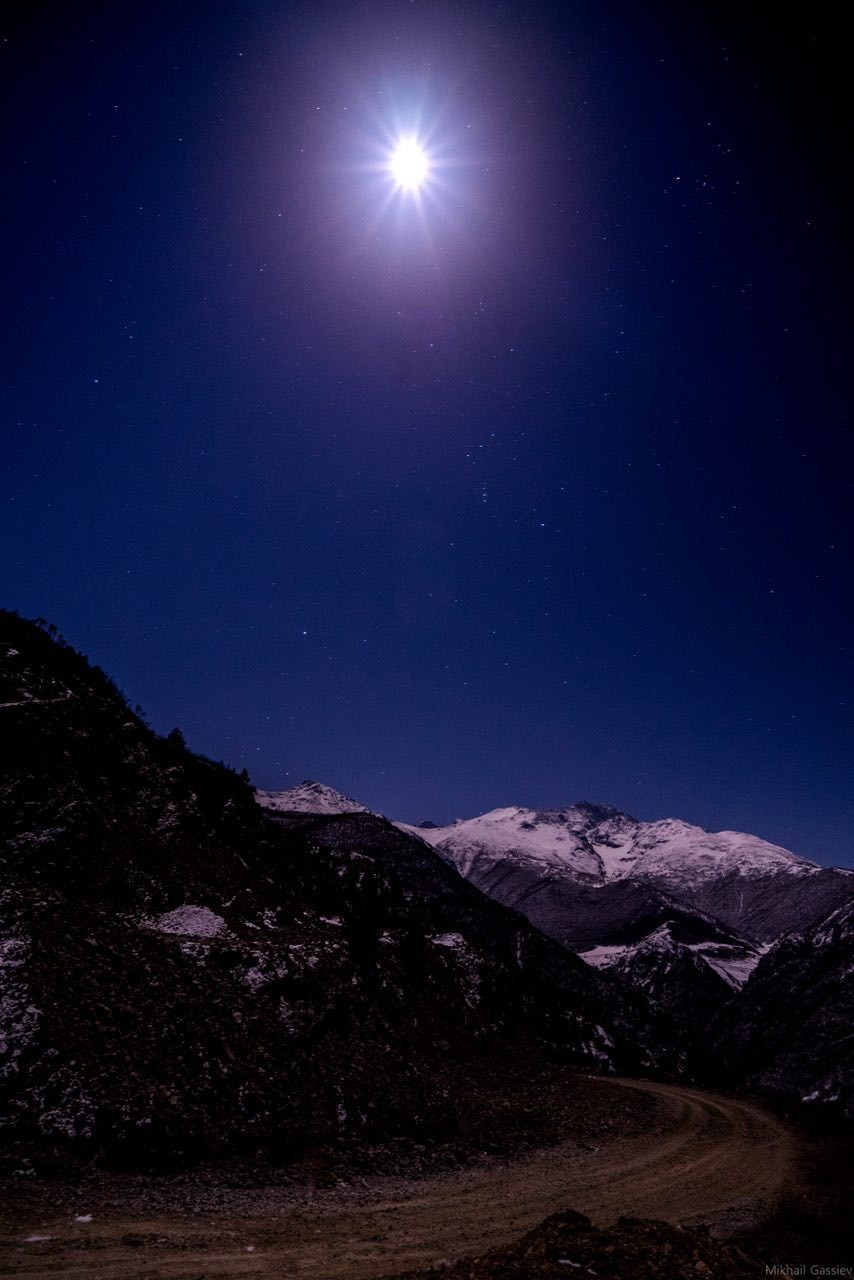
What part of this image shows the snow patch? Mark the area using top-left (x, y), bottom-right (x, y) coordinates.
top-left (686, 941), bottom-right (769, 989)
top-left (578, 943), bottom-right (632, 969)
top-left (241, 952), bottom-right (290, 992)
top-left (431, 932), bottom-right (466, 949)
top-left (151, 905), bottom-right (226, 938)
top-left (581, 927), bottom-right (763, 989)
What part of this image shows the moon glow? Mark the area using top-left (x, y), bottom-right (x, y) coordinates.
top-left (389, 137), bottom-right (429, 191)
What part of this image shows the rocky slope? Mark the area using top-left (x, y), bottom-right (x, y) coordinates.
top-left (580, 922), bottom-right (767, 1048)
top-left (0, 611), bottom-right (664, 1172)
top-left (392, 1209), bottom-right (757, 1280)
top-left (712, 897), bottom-right (854, 1118)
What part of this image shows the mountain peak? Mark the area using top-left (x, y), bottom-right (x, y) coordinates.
top-left (255, 779), bottom-right (370, 815)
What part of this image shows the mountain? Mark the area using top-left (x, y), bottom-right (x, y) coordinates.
top-left (391, 803), bottom-right (853, 1061)
top-left (712, 897), bottom-right (854, 1118)
top-left (252, 792), bottom-right (762, 1058)
top-left (0, 611), bottom-right (663, 1172)
top-left (256, 789), bottom-right (767, 991)
top-left (256, 780), bottom-right (370, 815)
top-left (581, 921), bottom-right (768, 1053)
top-left (252, 789), bottom-right (854, 1054)
top-left (582, 922), bottom-right (765, 991)
top-left (401, 803), bottom-right (853, 956)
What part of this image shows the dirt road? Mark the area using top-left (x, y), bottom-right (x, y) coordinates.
top-left (0, 1079), bottom-right (796, 1279)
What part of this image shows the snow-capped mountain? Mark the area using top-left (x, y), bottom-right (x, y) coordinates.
top-left (401, 803), bottom-right (854, 947)
top-left (251, 789), bottom-right (852, 996)
top-left (403, 802), bottom-right (811, 890)
top-left (392, 801), bottom-right (853, 1051)
top-left (256, 779), bottom-right (370, 814)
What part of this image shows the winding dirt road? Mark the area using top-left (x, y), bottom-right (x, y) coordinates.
top-left (0, 1079), bottom-right (796, 1279)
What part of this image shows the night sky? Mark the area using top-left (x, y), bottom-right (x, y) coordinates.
top-left (3, 2), bottom-right (852, 864)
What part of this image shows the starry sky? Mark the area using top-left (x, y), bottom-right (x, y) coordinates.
top-left (3, 1), bottom-right (852, 864)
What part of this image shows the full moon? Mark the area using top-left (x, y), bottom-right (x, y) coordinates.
top-left (389, 138), bottom-right (429, 191)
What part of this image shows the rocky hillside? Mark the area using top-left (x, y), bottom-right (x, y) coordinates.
top-left (711, 898), bottom-right (854, 1118)
top-left (580, 921), bottom-right (767, 1050)
top-left (393, 1209), bottom-right (757, 1280)
top-left (0, 611), bottom-right (664, 1172)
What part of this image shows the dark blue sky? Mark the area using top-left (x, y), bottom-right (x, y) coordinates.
top-left (3, 1), bottom-right (852, 864)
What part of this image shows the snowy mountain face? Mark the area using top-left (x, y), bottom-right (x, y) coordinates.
top-left (256, 780), bottom-right (369, 815)
top-left (578, 922), bottom-right (751, 1065)
top-left (581, 923), bottom-right (767, 992)
top-left (405, 803), bottom-right (811, 889)
top-left (402, 803), bottom-right (854, 949)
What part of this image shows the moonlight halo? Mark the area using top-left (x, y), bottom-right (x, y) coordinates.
top-left (388, 136), bottom-right (430, 191)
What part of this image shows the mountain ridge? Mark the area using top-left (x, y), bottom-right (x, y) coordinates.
top-left (263, 783), bottom-right (852, 955)
top-left (260, 783), bottom-right (853, 1063)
